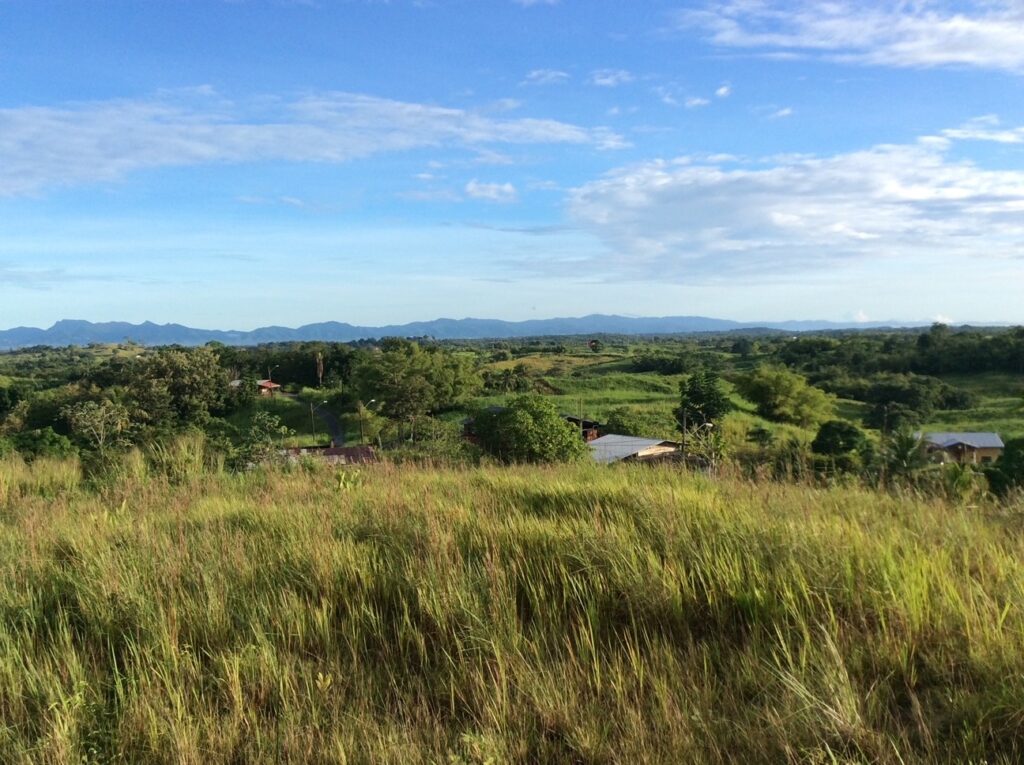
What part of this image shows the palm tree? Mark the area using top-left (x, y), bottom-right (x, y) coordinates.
top-left (881, 429), bottom-right (930, 486)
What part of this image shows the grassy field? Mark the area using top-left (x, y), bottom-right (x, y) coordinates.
top-left (1, 456), bottom-right (1023, 763)
top-left (926, 373), bottom-right (1024, 441)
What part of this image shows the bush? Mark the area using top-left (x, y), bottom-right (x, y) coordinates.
top-left (986, 437), bottom-right (1024, 497)
top-left (473, 395), bottom-right (588, 464)
top-left (737, 366), bottom-right (834, 428)
top-left (12, 427), bottom-right (77, 461)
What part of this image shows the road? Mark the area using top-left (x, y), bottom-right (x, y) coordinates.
top-left (281, 393), bottom-right (346, 445)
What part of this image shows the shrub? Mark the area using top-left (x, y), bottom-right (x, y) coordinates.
top-left (473, 395), bottom-right (588, 463)
top-left (12, 427), bottom-right (77, 461)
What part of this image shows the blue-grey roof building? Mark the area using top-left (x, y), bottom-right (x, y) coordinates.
top-left (590, 434), bottom-right (680, 464)
top-left (917, 432), bottom-right (1005, 464)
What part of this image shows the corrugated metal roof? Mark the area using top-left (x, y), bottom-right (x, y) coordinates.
top-left (589, 434), bottom-right (679, 464)
top-left (920, 432), bottom-right (1004, 450)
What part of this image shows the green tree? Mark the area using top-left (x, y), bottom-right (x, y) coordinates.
top-left (62, 399), bottom-right (131, 458)
top-left (225, 375), bottom-right (258, 412)
top-left (0, 385), bottom-right (25, 419)
top-left (812, 420), bottom-right (870, 474)
top-left (233, 411), bottom-right (294, 469)
top-left (12, 427), bottom-right (76, 461)
top-left (881, 429), bottom-right (931, 485)
top-left (865, 401), bottom-right (921, 433)
top-left (603, 407), bottom-right (648, 437)
top-left (127, 347), bottom-right (229, 430)
top-left (985, 437), bottom-right (1024, 497)
top-left (355, 339), bottom-right (481, 423)
top-left (737, 365), bottom-right (834, 427)
top-left (473, 395), bottom-right (588, 464)
top-left (675, 369), bottom-right (731, 431)
top-left (812, 420), bottom-right (867, 456)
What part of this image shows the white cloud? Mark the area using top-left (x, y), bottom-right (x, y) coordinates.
top-left (715, 83), bottom-right (732, 98)
top-left (0, 89), bottom-right (626, 196)
top-left (0, 263), bottom-right (90, 288)
top-left (768, 107), bottom-right (793, 119)
top-left (654, 86), bottom-right (680, 106)
top-left (490, 98), bottom-right (523, 112)
top-left (943, 115), bottom-right (1024, 144)
top-left (566, 134), bottom-right (1024, 281)
top-left (590, 69), bottom-right (635, 87)
top-left (678, 1), bottom-right (1024, 74)
top-left (513, 0), bottom-right (558, 5)
top-left (685, 97), bottom-right (711, 108)
top-left (465, 179), bottom-right (518, 203)
top-left (522, 68), bottom-right (570, 85)
top-left (472, 148), bottom-right (515, 165)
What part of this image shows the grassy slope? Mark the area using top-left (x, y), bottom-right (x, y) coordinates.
top-left (925, 373), bottom-right (1024, 441)
top-left (479, 353), bottom-right (818, 443)
top-left (482, 355), bottom-right (1024, 446)
top-left (1, 459), bottom-right (1023, 763)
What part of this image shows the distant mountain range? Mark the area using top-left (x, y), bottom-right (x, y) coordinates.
top-left (0, 315), bottom-right (976, 350)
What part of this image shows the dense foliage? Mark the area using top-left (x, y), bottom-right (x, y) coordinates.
top-left (674, 369), bottom-right (731, 429)
top-left (737, 365), bottom-right (835, 428)
top-left (353, 338), bottom-right (481, 421)
top-left (0, 324), bottom-right (1021, 493)
top-left (472, 395), bottom-right (588, 464)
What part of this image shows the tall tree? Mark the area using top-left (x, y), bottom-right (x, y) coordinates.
top-left (737, 365), bottom-right (834, 428)
top-left (127, 347), bottom-right (229, 430)
top-left (62, 400), bottom-right (131, 458)
top-left (473, 395), bottom-right (587, 464)
top-left (675, 369), bottom-right (731, 431)
top-left (354, 339), bottom-right (481, 421)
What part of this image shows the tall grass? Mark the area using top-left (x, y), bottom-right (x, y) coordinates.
top-left (0, 460), bottom-right (1022, 762)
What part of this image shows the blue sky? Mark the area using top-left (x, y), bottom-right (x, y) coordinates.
top-left (2, 0), bottom-right (1024, 329)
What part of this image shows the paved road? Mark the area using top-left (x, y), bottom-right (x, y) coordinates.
top-left (281, 393), bottom-right (346, 445)
top-left (314, 405), bottom-right (346, 446)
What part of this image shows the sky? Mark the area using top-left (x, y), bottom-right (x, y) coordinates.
top-left (2, 0), bottom-right (1024, 330)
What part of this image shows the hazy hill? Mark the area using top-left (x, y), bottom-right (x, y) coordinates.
top-left (0, 314), bottom-right (930, 349)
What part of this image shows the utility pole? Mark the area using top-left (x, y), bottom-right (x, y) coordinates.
top-left (359, 399), bottom-right (375, 445)
top-left (681, 409), bottom-right (687, 466)
top-left (309, 402), bottom-right (317, 443)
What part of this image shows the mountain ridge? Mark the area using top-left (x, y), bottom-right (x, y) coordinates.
top-left (0, 314), bottom-right (987, 350)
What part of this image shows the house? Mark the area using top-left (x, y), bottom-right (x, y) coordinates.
top-left (229, 378), bottom-right (282, 397)
top-left (562, 414), bottom-right (602, 442)
top-left (918, 432), bottom-right (1004, 465)
top-left (256, 379), bottom-right (281, 397)
top-left (589, 434), bottom-right (681, 464)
